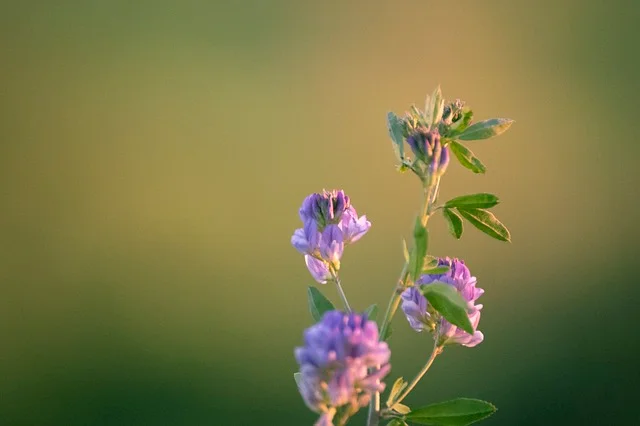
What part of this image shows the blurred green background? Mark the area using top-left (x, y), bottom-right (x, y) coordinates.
top-left (1, 1), bottom-right (639, 425)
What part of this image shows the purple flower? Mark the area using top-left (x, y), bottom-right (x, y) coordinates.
top-left (295, 311), bottom-right (391, 423)
top-left (305, 255), bottom-right (332, 284)
top-left (292, 221), bottom-right (320, 255)
top-left (292, 190), bottom-right (370, 283)
top-left (339, 207), bottom-right (371, 244)
top-left (320, 225), bottom-right (344, 267)
top-left (400, 287), bottom-right (430, 332)
top-left (299, 190), bottom-right (351, 227)
top-left (400, 257), bottom-right (484, 347)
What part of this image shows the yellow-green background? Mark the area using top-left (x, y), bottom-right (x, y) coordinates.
top-left (1, 1), bottom-right (638, 425)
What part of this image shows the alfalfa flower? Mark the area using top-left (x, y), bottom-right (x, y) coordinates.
top-left (294, 311), bottom-right (391, 425)
top-left (291, 190), bottom-right (370, 283)
top-left (401, 257), bottom-right (484, 347)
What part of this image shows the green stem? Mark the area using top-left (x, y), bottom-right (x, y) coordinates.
top-left (368, 171), bottom-right (442, 426)
top-left (391, 342), bottom-right (443, 407)
top-left (378, 262), bottom-right (409, 341)
top-left (366, 389), bottom-right (380, 426)
top-left (330, 267), bottom-right (351, 312)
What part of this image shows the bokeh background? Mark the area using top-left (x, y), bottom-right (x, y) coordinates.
top-left (1, 1), bottom-right (639, 425)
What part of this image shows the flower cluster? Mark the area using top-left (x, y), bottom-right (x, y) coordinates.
top-left (291, 190), bottom-right (371, 283)
top-left (406, 127), bottom-right (450, 176)
top-left (401, 257), bottom-right (484, 347)
top-left (295, 311), bottom-right (391, 426)
top-left (290, 88), bottom-right (512, 425)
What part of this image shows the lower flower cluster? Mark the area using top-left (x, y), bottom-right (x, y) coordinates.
top-left (295, 311), bottom-right (391, 426)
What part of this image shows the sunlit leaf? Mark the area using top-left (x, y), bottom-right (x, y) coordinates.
top-left (458, 118), bottom-right (513, 141)
top-left (445, 193), bottom-right (499, 209)
top-left (457, 208), bottom-right (511, 242)
top-left (448, 141), bottom-right (486, 174)
top-left (406, 398), bottom-right (496, 425)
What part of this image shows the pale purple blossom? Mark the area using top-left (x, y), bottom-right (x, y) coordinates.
top-left (294, 311), bottom-right (391, 425)
top-left (339, 207), bottom-right (371, 244)
top-left (320, 225), bottom-right (344, 267)
top-left (305, 256), bottom-right (332, 284)
top-left (292, 190), bottom-right (370, 283)
top-left (401, 257), bottom-right (484, 347)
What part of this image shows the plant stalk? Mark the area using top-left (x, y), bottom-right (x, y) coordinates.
top-left (331, 269), bottom-right (352, 312)
top-left (367, 171), bottom-right (442, 426)
top-left (390, 342), bottom-right (443, 407)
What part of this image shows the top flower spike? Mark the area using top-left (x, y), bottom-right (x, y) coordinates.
top-left (292, 190), bottom-right (371, 283)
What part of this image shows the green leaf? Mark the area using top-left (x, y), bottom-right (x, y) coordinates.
top-left (457, 208), bottom-right (511, 242)
top-left (422, 265), bottom-right (451, 275)
top-left (386, 420), bottom-right (408, 426)
top-left (410, 217), bottom-right (429, 281)
top-left (425, 86), bottom-right (444, 128)
top-left (443, 208), bottom-right (463, 239)
top-left (445, 193), bottom-right (499, 209)
top-left (293, 372), bottom-right (302, 389)
top-left (386, 377), bottom-right (408, 407)
top-left (458, 118), bottom-right (513, 141)
top-left (392, 403), bottom-right (411, 415)
top-left (307, 286), bottom-right (336, 322)
top-left (406, 398), bottom-right (496, 425)
top-left (422, 283), bottom-right (473, 334)
top-left (387, 112), bottom-right (405, 162)
top-left (448, 141), bottom-right (486, 174)
top-left (447, 108), bottom-right (473, 137)
top-left (402, 239), bottom-right (410, 263)
top-left (381, 323), bottom-right (394, 341)
top-left (364, 304), bottom-right (378, 322)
